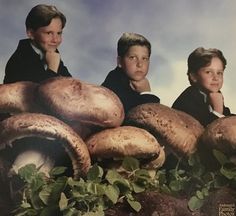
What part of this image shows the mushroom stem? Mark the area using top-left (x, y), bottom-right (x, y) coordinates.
top-left (0, 113), bottom-right (91, 178)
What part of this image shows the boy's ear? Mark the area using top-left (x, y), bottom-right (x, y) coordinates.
top-left (26, 29), bottom-right (34, 40)
top-left (189, 72), bottom-right (197, 83)
top-left (117, 56), bottom-right (122, 67)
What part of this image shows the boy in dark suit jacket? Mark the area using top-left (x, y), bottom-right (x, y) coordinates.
top-left (102, 32), bottom-right (160, 114)
top-left (4, 4), bottom-right (71, 84)
top-left (172, 47), bottom-right (232, 126)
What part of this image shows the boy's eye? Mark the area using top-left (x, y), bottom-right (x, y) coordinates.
top-left (143, 57), bottom-right (149, 61)
top-left (45, 32), bottom-right (62, 36)
top-left (45, 32), bottom-right (53, 36)
top-left (128, 56), bottom-right (137, 61)
top-left (127, 56), bottom-right (149, 62)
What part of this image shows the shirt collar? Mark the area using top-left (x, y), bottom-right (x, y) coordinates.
top-left (199, 90), bottom-right (207, 103)
top-left (30, 42), bottom-right (44, 60)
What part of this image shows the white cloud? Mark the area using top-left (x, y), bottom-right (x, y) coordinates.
top-left (151, 60), bottom-right (189, 107)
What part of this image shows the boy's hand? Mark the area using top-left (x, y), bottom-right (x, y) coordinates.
top-left (45, 51), bottom-right (60, 73)
top-left (130, 78), bottom-right (151, 93)
top-left (208, 92), bottom-right (224, 114)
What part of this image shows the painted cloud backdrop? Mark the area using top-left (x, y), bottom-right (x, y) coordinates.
top-left (1, 0), bottom-right (236, 112)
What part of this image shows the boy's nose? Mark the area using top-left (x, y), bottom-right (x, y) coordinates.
top-left (136, 59), bottom-right (143, 67)
top-left (212, 73), bottom-right (219, 80)
top-left (51, 34), bottom-right (60, 43)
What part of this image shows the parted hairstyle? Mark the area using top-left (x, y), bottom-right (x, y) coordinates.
top-left (25, 4), bottom-right (66, 31)
top-left (187, 47), bottom-right (227, 85)
top-left (117, 33), bottom-right (151, 58)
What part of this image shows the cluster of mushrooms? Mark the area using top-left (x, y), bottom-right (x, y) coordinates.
top-left (0, 77), bottom-right (235, 180)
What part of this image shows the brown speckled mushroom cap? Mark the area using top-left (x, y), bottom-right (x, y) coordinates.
top-left (175, 110), bottom-right (204, 138)
top-left (37, 77), bottom-right (125, 128)
top-left (0, 81), bottom-right (43, 113)
top-left (0, 113), bottom-right (91, 178)
top-left (86, 126), bottom-right (165, 169)
top-left (201, 116), bottom-right (236, 155)
top-left (125, 103), bottom-right (204, 156)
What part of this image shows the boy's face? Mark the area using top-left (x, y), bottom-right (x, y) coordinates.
top-left (27, 17), bottom-right (63, 52)
top-left (118, 45), bottom-right (150, 81)
top-left (190, 57), bottom-right (224, 93)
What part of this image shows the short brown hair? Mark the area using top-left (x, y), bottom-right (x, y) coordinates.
top-left (187, 47), bottom-right (227, 85)
top-left (117, 32), bottom-right (151, 58)
top-left (25, 4), bottom-right (66, 31)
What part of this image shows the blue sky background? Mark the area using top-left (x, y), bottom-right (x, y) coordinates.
top-left (1, 0), bottom-right (236, 113)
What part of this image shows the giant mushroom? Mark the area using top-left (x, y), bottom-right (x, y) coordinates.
top-left (201, 116), bottom-right (236, 153)
top-left (0, 81), bottom-right (44, 115)
top-left (0, 113), bottom-right (91, 179)
top-left (86, 126), bottom-right (165, 169)
top-left (125, 103), bottom-right (204, 157)
top-left (37, 77), bottom-right (125, 139)
top-left (200, 116), bottom-right (236, 162)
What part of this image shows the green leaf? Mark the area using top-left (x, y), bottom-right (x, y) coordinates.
top-left (87, 164), bottom-right (103, 182)
top-left (135, 169), bottom-right (150, 178)
top-left (62, 207), bottom-right (79, 216)
top-left (201, 187), bottom-right (209, 197)
top-left (20, 202), bottom-right (31, 208)
top-left (188, 153), bottom-right (200, 166)
top-left (160, 184), bottom-right (171, 194)
top-left (83, 209), bottom-right (105, 216)
top-left (15, 209), bottom-right (38, 216)
top-left (87, 182), bottom-right (105, 196)
top-left (188, 196), bottom-right (204, 211)
top-left (105, 170), bottom-right (123, 184)
top-left (122, 157), bottom-right (140, 171)
top-left (59, 192), bottom-right (68, 210)
top-left (169, 180), bottom-right (183, 192)
top-left (113, 178), bottom-right (131, 194)
top-left (39, 186), bottom-right (52, 205)
top-left (67, 177), bottom-right (84, 187)
top-left (213, 149), bottom-right (228, 165)
top-left (50, 166), bottom-right (67, 177)
top-left (31, 175), bottom-right (45, 192)
top-left (126, 198), bottom-right (141, 212)
top-left (220, 166), bottom-right (236, 179)
top-left (105, 185), bottom-right (119, 204)
top-left (48, 176), bottom-right (68, 204)
top-left (156, 170), bottom-right (167, 185)
top-left (196, 190), bottom-right (204, 199)
top-left (191, 164), bottom-right (205, 178)
top-left (177, 169), bottom-right (186, 175)
top-left (30, 190), bottom-right (44, 210)
top-left (131, 182), bottom-right (145, 193)
top-left (18, 164), bottom-right (38, 183)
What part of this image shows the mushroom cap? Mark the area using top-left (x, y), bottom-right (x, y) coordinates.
top-left (125, 103), bottom-right (204, 156)
top-left (0, 113), bottom-right (91, 178)
top-left (86, 126), bottom-right (164, 168)
top-left (142, 146), bottom-right (165, 169)
top-left (37, 77), bottom-right (125, 128)
top-left (175, 110), bottom-right (204, 138)
top-left (0, 81), bottom-right (43, 113)
top-left (201, 116), bottom-right (236, 155)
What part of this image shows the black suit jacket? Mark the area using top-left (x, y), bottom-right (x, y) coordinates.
top-left (102, 67), bottom-right (160, 114)
top-left (172, 85), bottom-right (231, 126)
top-left (4, 39), bottom-right (71, 84)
